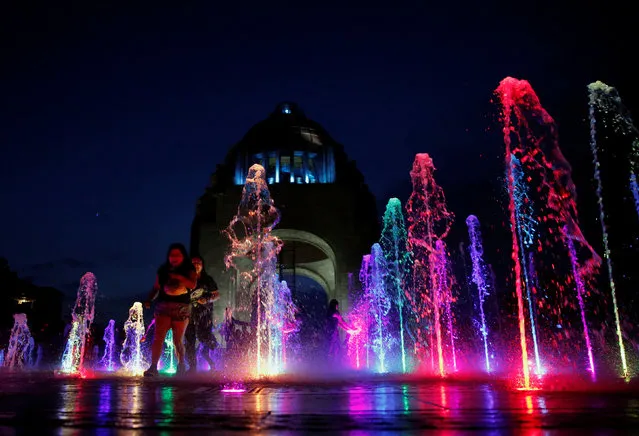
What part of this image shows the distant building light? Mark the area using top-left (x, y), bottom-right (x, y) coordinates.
top-left (15, 297), bottom-right (34, 305)
top-left (282, 104), bottom-right (291, 114)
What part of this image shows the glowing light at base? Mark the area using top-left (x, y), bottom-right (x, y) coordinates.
top-left (101, 320), bottom-right (116, 372)
top-left (379, 197), bottom-right (413, 373)
top-left (225, 164), bottom-right (296, 378)
top-left (60, 272), bottom-right (97, 375)
top-left (587, 81), bottom-right (630, 380)
top-left (222, 382), bottom-right (247, 393)
top-left (465, 215), bottom-right (492, 373)
top-left (405, 153), bottom-right (455, 377)
top-left (4, 313), bottom-right (33, 370)
top-left (120, 303), bottom-right (148, 375)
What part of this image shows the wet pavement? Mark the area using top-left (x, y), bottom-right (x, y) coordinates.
top-left (0, 373), bottom-right (638, 434)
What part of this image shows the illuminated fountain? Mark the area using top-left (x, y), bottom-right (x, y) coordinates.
top-left (587, 81), bottom-right (634, 379)
top-left (270, 280), bottom-right (299, 373)
top-left (361, 243), bottom-right (392, 373)
top-left (434, 240), bottom-right (457, 373)
top-left (120, 302), bottom-right (148, 375)
top-left (101, 320), bottom-right (116, 372)
top-left (405, 153), bottom-right (455, 376)
top-left (60, 272), bottom-right (97, 375)
top-left (466, 215), bottom-right (492, 373)
top-left (346, 256), bottom-right (373, 370)
top-left (379, 197), bottom-right (413, 373)
top-left (511, 155), bottom-right (543, 376)
top-left (496, 77), bottom-right (601, 388)
top-left (160, 330), bottom-right (177, 375)
top-left (224, 163), bottom-right (290, 378)
top-left (3, 313), bottom-right (34, 370)
top-left (588, 81), bottom-right (639, 220)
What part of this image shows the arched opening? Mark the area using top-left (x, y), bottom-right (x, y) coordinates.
top-left (273, 229), bottom-right (337, 364)
top-left (280, 274), bottom-right (328, 364)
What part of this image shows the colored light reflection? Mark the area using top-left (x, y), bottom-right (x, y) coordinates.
top-left (222, 382), bottom-right (247, 393)
top-left (161, 385), bottom-right (175, 423)
top-left (401, 385), bottom-right (411, 414)
top-left (347, 386), bottom-right (370, 415)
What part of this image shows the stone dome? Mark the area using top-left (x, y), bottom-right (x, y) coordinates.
top-left (226, 102), bottom-right (336, 158)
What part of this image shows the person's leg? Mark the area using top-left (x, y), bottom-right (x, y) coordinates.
top-left (198, 326), bottom-right (218, 370)
top-left (184, 322), bottom-right (197, 371)
top-left (148, 314), bottom-right (171, 373)
top-left (171, 318), bottom-right (189, 369)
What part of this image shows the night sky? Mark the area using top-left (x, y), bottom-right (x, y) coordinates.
top-left (1, 2), bottom-right (636, 322)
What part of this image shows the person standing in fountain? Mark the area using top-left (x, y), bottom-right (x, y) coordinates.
top-left (144, 243), bottom-right (196, 376)
top-left (185, 256), bottom-right (220, 373)
top-left (326, 299), bottom-right (357, 363)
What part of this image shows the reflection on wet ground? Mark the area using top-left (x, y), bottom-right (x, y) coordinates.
top-left (0, 373), bottom-right (637, 433)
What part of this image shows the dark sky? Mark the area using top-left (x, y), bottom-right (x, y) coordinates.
top-left (1, 1), bottom-right (636, 321)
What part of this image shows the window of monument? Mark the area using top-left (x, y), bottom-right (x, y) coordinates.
top-left (307, 153), bottom-right (317, 183)
top-left (293, 153), bottom-right (304, 184)
top-left (252, 153), bottom-right (265, 168)
top-left (267, 154), bottom-right (277, 184)
top-left (281, 155), bottom-right (291, 174)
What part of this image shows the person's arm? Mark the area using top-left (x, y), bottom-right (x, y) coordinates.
top-left (334, 313), bottom-right (358, 334)
top-left (170, 269), bottom-right (197, 289)
top-left (197, 275), bottom-right (220, 304)
top-left (145, 275), bottom-right (161, 308)
top-left (198, 290), bottom-right (220, 305)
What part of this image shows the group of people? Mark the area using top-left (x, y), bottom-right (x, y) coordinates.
top-left (143, 243), bottom-right (360, 377)
top-left (143, 243), bottom-right (220, 376)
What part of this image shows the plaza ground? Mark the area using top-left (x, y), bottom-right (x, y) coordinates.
top-left (0, 373), bottom-right (638, 434)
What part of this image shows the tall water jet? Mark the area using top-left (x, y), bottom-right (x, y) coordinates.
top-left (496, 82), bottom-right (533, 388)
top-left (60, 272), bottom-right (97, 375)
top-left (588, 81), bottom-right (639, 220)
top-left (224, 164), bottom-right (283, 378)
top-left (435, 240), bottom-right (457, 372)
top-left (270, 279), bottom-right (298, 373)
top-left (350, 255), bottom-right (374, 370)
top-left (496, 77), bottom-right (601, 388)
top-left (511, 155), bottom-right (543, 376)
top-left (101, 320), bottom-right (116, 371)
top-left (364, 243), bottom-right (392, 373)
top-left (405, 153), bottom-right (454, 376)
top-left (4, 313), bottom-right (33, 370)
top-left (120, 303), bottom-right (148, 375)
top-left (565, 228), bottom-right (596, 379)
top-left (588, 81), bottom-right (630, 379)
top-left (466, 215), bottom-right (492, 373)
top-left (379, 197), bottom-right (413, 373)
top-left (345, 286), bottom-right (370, 371)
top-left (160, 329), bottom-right (177, 374)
